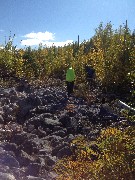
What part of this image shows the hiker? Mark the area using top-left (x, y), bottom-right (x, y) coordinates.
top-left (85, 64), bottom-right (96, 88)
top-left (66, 66), bottom-right (76, 97)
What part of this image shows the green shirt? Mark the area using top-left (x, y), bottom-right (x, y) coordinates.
top-left (66, 68), bottom-right (76, 82)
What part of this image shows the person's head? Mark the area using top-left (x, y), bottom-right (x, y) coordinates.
top-left (67, 63), bottom-right (73, 69)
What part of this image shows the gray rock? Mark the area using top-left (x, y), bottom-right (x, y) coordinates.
top-left (45, 135), bottom-right (63, 147)
top-left (51, 129), bottom-right (67, 137)
top-left (0, 172), bottom-right (16, 180)
top-left (57, 146), bottom-right (72, 159)
top-left (38, 144), bottom-right (52, 155)
top-left (0, 151), bottom-right (19, 168)
top-left (20, 139), bottom-right (39, 155)
top-left (44, 155), bottom-right (56, 166)
top-left (26, 95), bottom-right (42, 107)
top-left (52, 142), bottom-right (69, 156)
top-left (46, 171), bottom-right (58, 180)
top-left (10, 95), bottom-right (19, 103)
top-left (0, 114), bottom-right (4, 123)
top-left (10, 132), bottom-right (28, 145)
top-left (0, 164), bottom-right (11, 173)
top-left (0, 142), bottom-right (18, 156)
top-left (43, 118), bottom-right (62, 130)
top-left (26, 163), bottom-right (41, 176)
top-left (18, 105), bottom-right (33, 119)
top-left (17, 150), bottom-right (35, 167)
top-left (26, 176), bottom-right (46, 180)
top-left (59, 114), bottom-right (71, 127)
top-left (10, 167), bottom-right (21, 180)
top-left (3, 105), bottom-right (13, 114)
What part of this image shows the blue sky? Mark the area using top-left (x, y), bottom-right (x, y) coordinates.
top-left (0, 0), bottom-right (135, 48)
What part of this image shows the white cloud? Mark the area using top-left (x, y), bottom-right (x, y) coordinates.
top-left (21, 31), bottom-right (73, 47)
top-left (23, 31), bottom-right (55, 41)
top-left (0, 29), bottom-right (4, 32)
top-left (21, 38), bottom-right (43, 46)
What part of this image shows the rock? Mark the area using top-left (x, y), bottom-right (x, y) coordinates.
top-left (26, 176), bottom-right (46, 180)
top-left (57, 146), bottom-right (72, 159)
top-left (9, 103), bottom-right (19, 113)
top-left (20, 139), bottom-right (39, 155)
top-left (46, 171), bottom-right (58, 180)
top-left (18, 105), bottom-right (33, 120)
top-left (10, 132), bottom-right (29, 145)
top-left (36, 128), bottom-right (47, 138)
top-left (0, 151), bottom-right (19, 168)
top-left (0, 172), bottom-right (16, 180)
top-left (0, 164), bottom-right (11, 173)
top-left (9, 88), bottom-right (18, 96)
top-left (0, 107), bottom-right (4, 115)
top-left (51, 129), bottom-right (67, 137)
top-left (27, 95), bottom-right (42, 107)
top-left (31, 106), bottom-right (53, 115)
top-left (45, 135), bottom-right (63, 147)
top-left (25, 114), bottom-right (61, 131)
top-left (10, 167), bottom-right (21, 180)
top-left (38, 143), bottom-right (52, 155)
top-left (27, 124), bottom-right (35, 132)
top-left (25, 116), bottom-right (42, 129)
top-left (43, 118), bottom-right (62, 130)
top-left (0, 114), bottom-right (4, 123)
top-left (10, 95), bottom-right (19, 103)
top-left (5, 115), bottom-right (15, 122)
top-left (44, 155), bottom-right (56, 166)
top-left (66, 134), bottom-right (75, 143)
top-left (0, 142), bottom-right (18, 156)
top-left (53, 126), bottom-right (63, 131)
top-left (59, 113), bottom-right (71, 127)
top-left (17, 150), bottom-right (35, 167)
top-left (3, 105), bottom-right (13, 114)
top-left (52, 142), bottom-right (69, 156)
top-left (26, 163), bottom-right (41, 176)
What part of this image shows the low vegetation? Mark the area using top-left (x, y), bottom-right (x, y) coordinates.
top-left (54, 126), bottom-right (135, 180)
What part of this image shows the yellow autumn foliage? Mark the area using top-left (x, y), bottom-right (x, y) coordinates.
top-left (54, 126), bottom-right (135, 180)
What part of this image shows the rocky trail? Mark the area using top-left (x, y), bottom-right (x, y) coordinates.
top-left (0, 79), bottom-right (132, 180)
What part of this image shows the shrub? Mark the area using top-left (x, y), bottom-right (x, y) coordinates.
top-left (54, 126), bottom-right (135, 180)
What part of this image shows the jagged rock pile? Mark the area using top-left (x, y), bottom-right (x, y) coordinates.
top-left (0, 81), bottom-right (129, 180)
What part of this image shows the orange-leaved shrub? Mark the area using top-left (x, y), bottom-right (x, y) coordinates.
top-left (54, 127), bottom-right (135, 180)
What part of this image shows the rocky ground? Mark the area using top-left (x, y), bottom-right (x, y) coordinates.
top-left (0, 79), bottom-right (131, 180)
